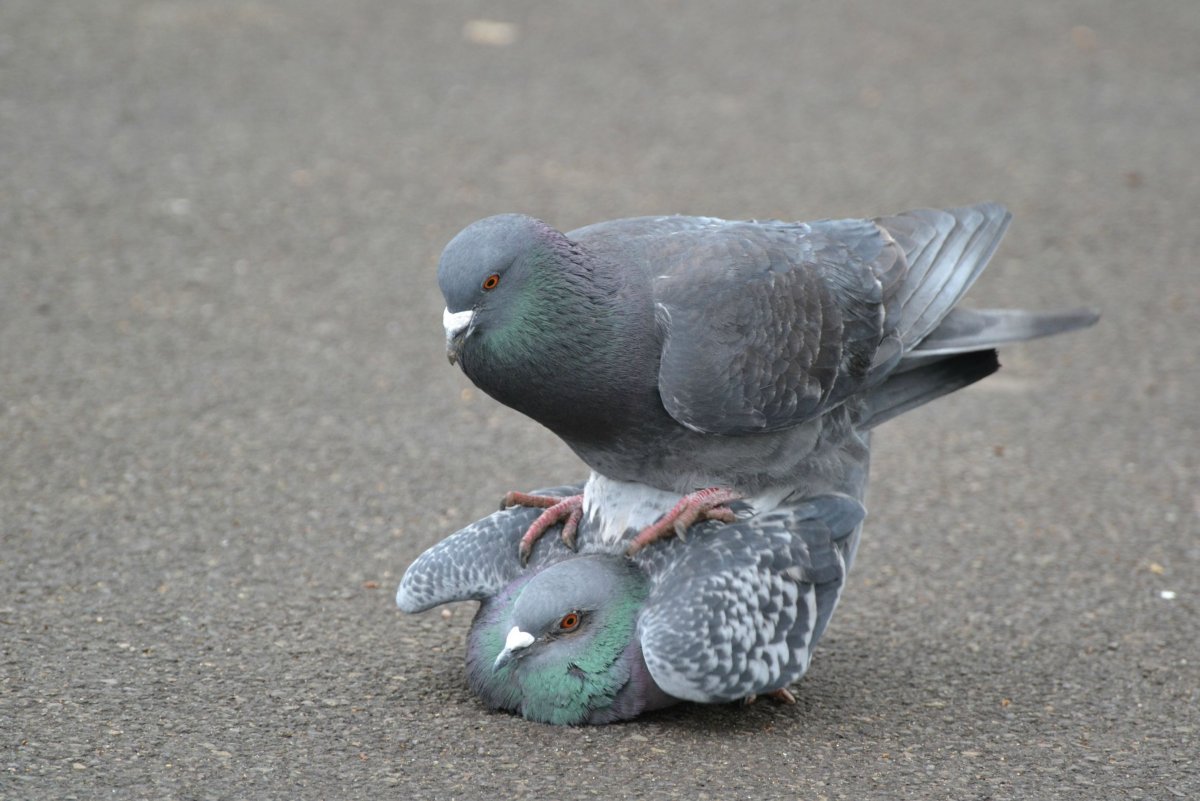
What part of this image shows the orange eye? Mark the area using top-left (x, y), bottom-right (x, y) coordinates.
top-left (558, 612), bottom-right (581, 632)
top-left (482, 273), bottom-right (500, 291)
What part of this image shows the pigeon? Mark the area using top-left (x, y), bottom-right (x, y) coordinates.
top-left (397, 479), bottom-right (867, 725)
top-left (437, 203), bottom-right (1098, 558)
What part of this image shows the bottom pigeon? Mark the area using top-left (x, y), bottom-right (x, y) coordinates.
top-left (397, 467), bottom-right (868, 724)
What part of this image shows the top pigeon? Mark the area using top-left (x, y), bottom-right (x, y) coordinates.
top-left (437, 204), bottom-right (1097, 549)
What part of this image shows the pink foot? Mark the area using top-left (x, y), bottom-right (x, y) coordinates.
top-left (742, 687), bottom-right (797, 706)
top-left (501, 492), bottom-right (584, 566)
top-left (625, 487), bottom-right (741, 556)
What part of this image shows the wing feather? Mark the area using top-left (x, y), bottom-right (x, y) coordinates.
top-left (634, 494), bottom-right (865, 702)
top-left (646, 218), bottom-right (897, 434)
top-left (395, 485), bottom-right (582, 612)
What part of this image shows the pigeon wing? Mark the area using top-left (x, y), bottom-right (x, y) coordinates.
top-left (395, 485), bottom-right (583, 613)
top-left (647, 219), bottom-right (902, 434)
top-left (634, 493), bottom-right (865, 703)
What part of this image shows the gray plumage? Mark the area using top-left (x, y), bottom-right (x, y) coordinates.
top-left (397, 482), bottom-right (866, 724)
top-left (411, 202), bottom-right (1098, 723)
top-left (438, 203), bottom-right (1098, 510)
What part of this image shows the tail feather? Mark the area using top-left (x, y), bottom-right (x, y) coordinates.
top-left (862, 203), bottom-right (1099, 426)
top-left (911, 306), bottom-right (1100, 356)
top-left (862, 350), bottom-right (1000, 429)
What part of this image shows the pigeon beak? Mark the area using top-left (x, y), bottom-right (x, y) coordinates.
top-left (493, 625), bottom-right (534, 672)
top-left (443, 307), bottom-right (475, 366)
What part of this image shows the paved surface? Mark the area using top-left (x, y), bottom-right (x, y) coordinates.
top-left (3, 1), bottom-right (1197, 798)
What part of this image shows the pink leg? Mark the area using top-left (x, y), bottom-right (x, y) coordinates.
top-left (502, 492), bottom-right (585, 566)
top-left (625, 487), bottom-right (741, 556)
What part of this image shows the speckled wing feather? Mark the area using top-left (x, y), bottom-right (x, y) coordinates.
top-left (633, 493), bottom-right (866, 703)
top-left (395, 485), bottom-right (582, 613)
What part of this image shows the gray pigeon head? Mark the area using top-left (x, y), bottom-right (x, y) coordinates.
top-left (437, 214), bottom-right (578, 369)
top-left (437, 214), bottom-right (556, 314)
top-left (436, 214), bottom-right (632, 431)
top-left (465, 554), bottom-right (657, 725)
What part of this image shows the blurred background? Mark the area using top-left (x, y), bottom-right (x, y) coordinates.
top-left (3, 1), bottom-right (1197, 798)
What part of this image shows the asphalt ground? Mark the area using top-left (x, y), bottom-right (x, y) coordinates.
top-left (2, 1), bottom-right (1197, 798)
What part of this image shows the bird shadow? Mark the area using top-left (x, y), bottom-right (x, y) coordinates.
top-left (388, 606), bottom-right (913, 732)
top-left (629, 656), bottom-right (880, 736)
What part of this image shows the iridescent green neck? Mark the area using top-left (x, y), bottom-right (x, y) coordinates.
top-left (464, 244), bottom-right (637, 434)
top-left (468, 563), bottom-right (650, 725)
top-left (488, 251), bottom-right (582, 359)
top-left (499, 245), bottom-right (621, 351)
top-left (516, 584), bottom-right (647, 725)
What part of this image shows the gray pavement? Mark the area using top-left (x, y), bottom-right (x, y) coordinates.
top-left (2, 1), bottom-right (1197, 798)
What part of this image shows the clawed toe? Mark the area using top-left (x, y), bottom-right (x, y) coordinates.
top-left (742, 687), bottom-right (796, 706)
top-left (626, 487), bottom-right (742, 556)
top-left (506, 492), bottom-right (585, 566)
top-left (501, 491), bottom-right (560, 511)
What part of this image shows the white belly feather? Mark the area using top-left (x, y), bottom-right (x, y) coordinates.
top-left (581, 471), bottom-right (793, 548)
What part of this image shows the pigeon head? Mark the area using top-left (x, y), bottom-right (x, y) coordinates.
top-left (435, 214), bottom-right (643, 433)
top-left (438, 214), bottom-right (575, 367)
top-left (465, 554), bottom-right (664, 725)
